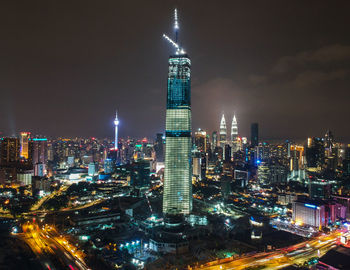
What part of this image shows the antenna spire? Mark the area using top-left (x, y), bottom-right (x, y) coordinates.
top-left (174, 8), bottom-right (179, 42)
top-left (163, 9), bottom-right (185, 55)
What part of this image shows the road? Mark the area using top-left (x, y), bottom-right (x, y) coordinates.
top-left (31, 184), bottom-right (70, 211)
top-left (194, 231), bottom-right (340, 269)
top-left (18, 222), bottom-right (90, 270)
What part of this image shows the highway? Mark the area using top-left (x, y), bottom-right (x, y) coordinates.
top-left (194, 231), bottom-right (340, 269)
top-left (18, 222), bottom-right (90, 270)
top-left (31, 184), bottom-right (70, 211)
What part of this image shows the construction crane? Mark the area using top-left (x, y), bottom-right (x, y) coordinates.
top-left (163, 8), bottom-right (185, 55)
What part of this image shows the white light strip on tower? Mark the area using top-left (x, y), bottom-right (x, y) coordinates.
top-left (174, 9), bottom-right (179, 29)
top-left (163, 34), bottom-right (185, 54)
top-left (163, 34), bottom-right (179, 49)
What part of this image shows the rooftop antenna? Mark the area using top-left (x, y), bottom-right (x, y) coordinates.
top-left (163, 8), bottom-right (185, 55)
top-left (174, 8), bottom-right (179, 43)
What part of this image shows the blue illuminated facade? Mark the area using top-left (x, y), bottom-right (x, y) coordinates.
top-left (163, 54), bottom-right (192, 215)
top-left (304, 203), bottom-right (317, 209)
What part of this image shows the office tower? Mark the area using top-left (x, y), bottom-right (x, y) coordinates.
top-left (34, 163), bottom-right (45, 177)
top-left (251, 123), bottom-right (259, 147)
top-left (231, 114), bottom-right (239, 152)
top-left (32, 138), bottom-right (48, 176)
top-left (114, 111), bottom-right (119, 150)
top-left (224, 144), bottom-right (232, 162)
top-left (324, 130), bottom-right (334, 149)
top-left (130, 160), bottom-right (150, 187)
top-left (305, 137), bottom-right (325, 168)
top-left (231, 114), bottom-right (238, 142)
top-left (219, 114), bottom-right (227, 148)
top-left (257, 162), bottom-right (270, 185)
top-left (67, 156), bottom-right (75, 167)
top-left (20, 132), bottom-right (30, 159)
top-left (192, 149), bottom-right (201, 179)
top-left (292, 201), bottom-right (326, 228)
top-left (309, 179), bottom-right (333, 199)
top-left (104, 158), bottom-right (114, 174)
top-left (0, 138), bottom-right (20, 166)
top-left (194, 129), bottom-right (206, 153)
top-left (88, 162), bottom-right (97, 176)
top-left (154, 133), bottom-right (164, 162)
top-left (206, 134), bottom-right (211, 154)
top-left (162, 10), bottom-right (192, 215)
top-left (212, 131), bottom-right (218, 151)
top-left (32, 138), bottom-right (48, 165)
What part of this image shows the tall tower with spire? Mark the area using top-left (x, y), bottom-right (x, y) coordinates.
top-left (162, 9), bottom-right (192, 215)
top-left (219, 114), bottom-right (227, 149)
top-left (114, 111), bottom-right (119, 150)
top-left (231, 114), bottom-right (239, 152)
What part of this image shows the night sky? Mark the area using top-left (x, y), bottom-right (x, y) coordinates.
top-left (1, 1), bottom-right (350, 141)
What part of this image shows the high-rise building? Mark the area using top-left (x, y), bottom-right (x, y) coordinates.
top-left (211, 131), bottom-right (218, 151)
top-left (306, 137), bottom-right (324, 168)
top-left (192, 149), bottom-right (202, 179)
top-left (130, 160), bottom-right (151, 187)
top-left (251, 123), bottom-right (259, 147)
top-left (224, 144), bottom-right (231, 162)
top-left (231, 115), bottom-right (238, 142)
top-left (219, 114), bottom-right (227, 148)
top-left (231, 114), bottom-right (239, 152)
top-left (163, 13), bottom-right (192, 215)
top-left (88, 162), bottom-right (97, 176)
top-left (104, 158), bottom-right (114, 174)
top-left (20, 132), bottom-right (31, 159)
top-left (32, 138), bottom-right (48, 176)
top-left (32, 138), bottom-right (48, 165)
top-left (114, 111), bottom-right (119, 150)
top-left (154, 133), bottom-right (165, 162)
top-left (0, 137), bottom-right (20, 166)
top-left (194, 129), bottom-right (206, 153)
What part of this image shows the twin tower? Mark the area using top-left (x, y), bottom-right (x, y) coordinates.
top-left (219, 113), bottom-right (239, 151)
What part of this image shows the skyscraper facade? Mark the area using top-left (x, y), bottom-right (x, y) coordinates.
top-left (219, 114), bottom-right (227, 148)
top-left (163, 54), bottom-right (192, 215)
top-left (32, 138), bottom-right (48, 165)
top-left (194, 129), bottom-right (207, 153)
top-left (154, 133), bottom-right (164, 162)
top-left (0, 137), bottom-right (20, 166)
top-left (251, 123), bottom-right (259, 147)
top-left (211, 131), bottom-right (218, 151)
top-left (20, 132), bottom-right (30, 159)
top-left (231, 114), bottom-right (239, 152)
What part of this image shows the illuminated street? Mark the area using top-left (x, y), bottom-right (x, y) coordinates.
top-left (194, 231), bottom-right (340, 269)
top-left (18, 222), bottom-right (89, 270)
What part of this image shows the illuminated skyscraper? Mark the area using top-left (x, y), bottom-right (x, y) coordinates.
top-left (231, 114), bottom-right (239, 152)
top-left (114, 111), bottom-right (119, 150)
top-left (231, 115), bottom-right (238, 142)
top-left (212, 131), bottom-right (218, 151)
top-left (163, 9), bottom-right (192, 215)
top-left (219, 114), bottom-right (227, 148)
top-left (32, 138), bottom-right (48, 176)
top-left (194, 129), bottom-right (207, 153)
top-left (20, 132), bottom-right (30, 159)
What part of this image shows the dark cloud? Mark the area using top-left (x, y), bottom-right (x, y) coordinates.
top-left (272, 44), bottom-right (350, 73)
top-left (0, 1), bottom-right (350, 142)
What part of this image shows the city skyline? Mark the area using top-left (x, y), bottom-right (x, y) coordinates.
top-left (1, 4), bottom-right (350, 269)
top-left (1, 1), bottom-right (350, 141)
